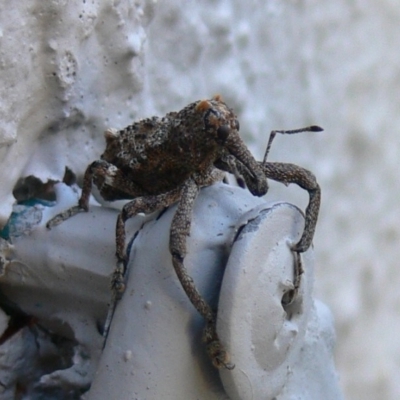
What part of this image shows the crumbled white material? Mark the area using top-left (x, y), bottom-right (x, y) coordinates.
top-left (2, 1), bottom-right (395, 398)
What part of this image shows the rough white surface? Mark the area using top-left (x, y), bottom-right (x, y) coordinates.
top-left (0, 1), bottom-right (396, 399)
top-left (0, 0), bottom-right (155, 221)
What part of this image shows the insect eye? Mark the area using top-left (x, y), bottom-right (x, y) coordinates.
top-left (217, 125), bottom-right (230, 142)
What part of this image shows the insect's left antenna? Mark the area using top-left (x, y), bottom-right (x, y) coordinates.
top-left (263, 125), bottom-right (323, 163)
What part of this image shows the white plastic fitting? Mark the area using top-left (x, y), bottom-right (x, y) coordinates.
top-left (0, 182), bottom-right (343, 399)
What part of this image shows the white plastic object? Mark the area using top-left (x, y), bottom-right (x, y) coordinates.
top-left (218, 203), bottom-right (313, 399)
top-left (0, 183), bottom-right (342, 399)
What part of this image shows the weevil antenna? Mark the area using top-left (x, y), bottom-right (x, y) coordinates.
top-left (263, 125), bottom-right (323, 163)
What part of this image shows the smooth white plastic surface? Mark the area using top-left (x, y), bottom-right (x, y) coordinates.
top-left (0, 183), bottom-right (342, 399)
top-left (218, 203), bottom-right (312, 399)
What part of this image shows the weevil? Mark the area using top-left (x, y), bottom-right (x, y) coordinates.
top-left (47, 95), bottom-right (322, 369)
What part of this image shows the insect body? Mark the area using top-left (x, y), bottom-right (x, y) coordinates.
top-left (47, 95), bottom-right (321, 370)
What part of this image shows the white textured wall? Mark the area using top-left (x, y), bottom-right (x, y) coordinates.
top-left (0, 1), bottom-right (399, 399)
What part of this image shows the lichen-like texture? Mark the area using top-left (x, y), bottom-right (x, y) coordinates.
top-left (1, 1), bottom-right (399, 399)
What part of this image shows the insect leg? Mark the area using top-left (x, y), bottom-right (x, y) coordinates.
top-left (262, 162), bottom-right (321, 253)
top-left (224, 133), bottom-right (268, 196)
top-left (113, 189), bottom-right (182, 294)
top-left (102, 188), bottom-right (183, 340)
top-left (46, 160), bottom-right (108, 229)
top-left (169, 178), bottom-right (234, 370)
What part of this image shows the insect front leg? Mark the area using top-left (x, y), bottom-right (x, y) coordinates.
top-left (262, 162), bottom-right (320, 303)
top-left (169, 178), bottom-right (234, 370)
top-left (261, 125), bottom-right (322, 252)
top-left (223, 134), bottom-right (268, 197)
top-left (214, 155), bottom-right (247, 189)
top-left (228, 158), bottom-right (320, 254)
top-left (262, 162), bottom-right (321, 253)
top-left (228, 159), bottom-right (320, 304)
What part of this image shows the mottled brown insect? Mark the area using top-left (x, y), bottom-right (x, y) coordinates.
top-left (47, 95), bottom-right (322, 370)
